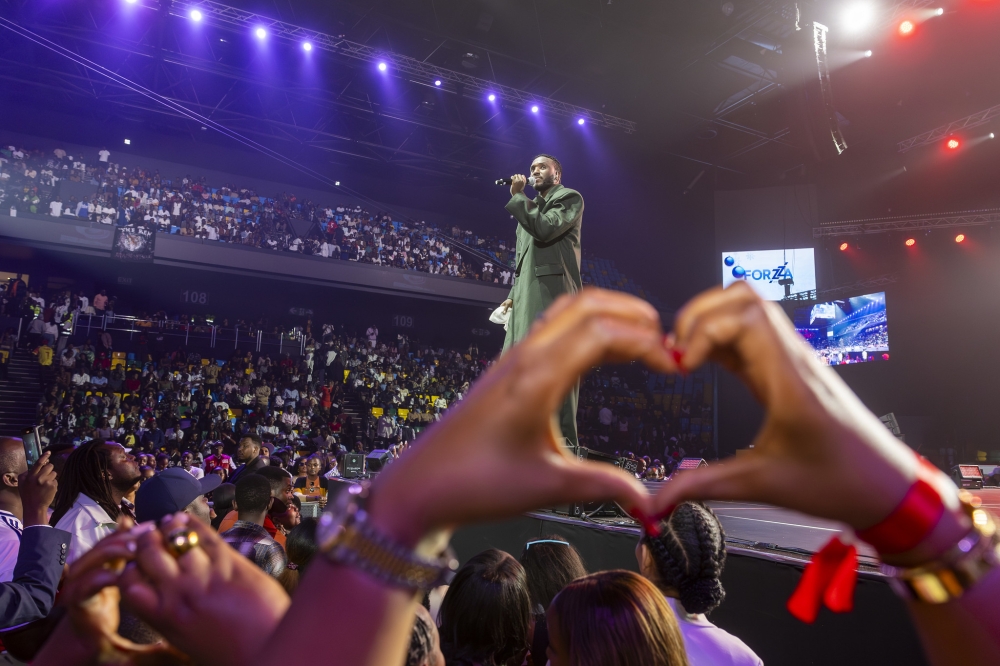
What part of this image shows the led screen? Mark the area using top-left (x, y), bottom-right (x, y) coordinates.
top-left (793, 292), bottom-right (889, 365)
top-left (721, 248), bottom-right (816, 300)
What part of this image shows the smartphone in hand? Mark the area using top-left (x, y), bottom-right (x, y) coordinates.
top-left (21, 426), bottom-right (42, 466)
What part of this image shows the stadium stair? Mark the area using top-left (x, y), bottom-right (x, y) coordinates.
top-left (0, 351), bottom-right (41, 437)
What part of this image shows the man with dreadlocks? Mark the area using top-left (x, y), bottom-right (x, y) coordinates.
top-left (51, 439), bottom-right (141, 564)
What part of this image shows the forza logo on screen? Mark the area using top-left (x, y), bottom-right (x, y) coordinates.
top-left (720, 248), bottom-right (816, 301)
top-left (724, 256), bottom-right (793, 284)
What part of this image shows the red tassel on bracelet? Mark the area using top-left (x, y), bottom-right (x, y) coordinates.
top-left (787, 536), bottom-right (858, 623)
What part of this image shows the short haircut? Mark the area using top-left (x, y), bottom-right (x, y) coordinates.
top-left (533, 154), bottom-right (562, 176)
top-left (211, 482), bottom-right (236, 513)
top-left (255, 465), bottom-right (291, 498)
top-left (234, 474), bottom-right (272, 514)
top-left (241, 433), bottom-right (263, 448)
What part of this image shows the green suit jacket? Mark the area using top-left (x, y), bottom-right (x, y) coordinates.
top-left (502, 184), bottom-right (584, 352)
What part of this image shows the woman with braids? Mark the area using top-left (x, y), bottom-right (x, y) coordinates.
top-left (637, 501), bottom-right (762, 666)
top-left (51, 439), bottom-right (142, 564)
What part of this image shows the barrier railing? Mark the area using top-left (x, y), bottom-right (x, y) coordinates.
top-left (72, 313), bottom-right (307, 355)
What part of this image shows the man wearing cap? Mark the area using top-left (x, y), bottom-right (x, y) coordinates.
top-left (134, 466), bottom-right (221, 525)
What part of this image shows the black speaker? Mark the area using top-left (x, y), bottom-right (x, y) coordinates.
top-left (365, 449), bottom-right (391, 474)
top-left (343, 453), bottom-right (365, 478)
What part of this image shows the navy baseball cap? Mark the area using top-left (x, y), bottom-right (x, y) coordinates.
top-left (135, 468), bottom-right (222, 523)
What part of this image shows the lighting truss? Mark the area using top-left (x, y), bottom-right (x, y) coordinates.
top-left (897, 102), bottom-right (1000, 152)
top-left (813, 209), bottom-right (1000, 237)
top-left (811, 22), bottom-right (847, 156)
top-left (160, 0), bottom-right (637, 133)
top-left (782, 274), bottom-right (898, 302)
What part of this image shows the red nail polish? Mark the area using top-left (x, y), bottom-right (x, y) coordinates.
top-left (670, 348), bottom-right (683, 365)
top-left (643, 519), bottom-right (662, 538)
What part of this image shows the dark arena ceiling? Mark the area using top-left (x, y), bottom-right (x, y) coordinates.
top-left (2, 0), bottom-right (1000, 211)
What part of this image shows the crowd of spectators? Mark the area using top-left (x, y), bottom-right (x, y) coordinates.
top-left (0, 141), bottom-right (516, 283)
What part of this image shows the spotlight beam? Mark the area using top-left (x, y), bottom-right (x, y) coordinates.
top-left (897, 102), bottom-right (1000, 152)
top-left (162, 0), bottom-right (635, 133)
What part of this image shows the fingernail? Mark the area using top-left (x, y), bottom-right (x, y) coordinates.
top-left (629, 508), bottom-right (662, 538)
top-left (670, 349), bottom-right (689, 377)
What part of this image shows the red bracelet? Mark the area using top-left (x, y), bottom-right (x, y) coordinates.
top-left (787, 459), bottom-right (949, 623)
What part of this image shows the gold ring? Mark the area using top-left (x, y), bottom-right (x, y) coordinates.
top-left (164, 528), bottom-right (200, 558)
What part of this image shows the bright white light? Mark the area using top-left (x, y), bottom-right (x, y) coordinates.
top-left (378, 62), bottom-right (387, 71)
top-left (842, 3), bottom-right (876, 33)
top-left (125, 0), bottom-right (137, 4)
top-left (434, 80), bottom-right (442, 86)
top-left (488, 93), bottom-right (496, 102)
top-left (991, 133), bottom-right (996, 139)
top-left (531, 105), bottom-right (539, 113)
top-left (577, 118), bottom-right (585, 125)
top-left (935, 7), bottom-right (944, 15)
top-left (335, 181), bottom-right (341, 186)
top-left (255, 27), bottom-right (266, 39)
top-left (864, 49), bottom-right (872, 58)
top-left (124, 139), bottom-right (131, 145)
top-left (302, 42), bottom-right (312, 52)
top-left (190, 9), bottom-right (202, 21)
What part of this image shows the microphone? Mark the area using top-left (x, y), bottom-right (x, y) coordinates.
top-left (495, 177), bottom-right (535, 187)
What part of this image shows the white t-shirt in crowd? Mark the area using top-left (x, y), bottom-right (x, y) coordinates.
top-left (668, 598), bottom-right (763, 666)
top-left (185, 466), bottom-right (205, 480)
top-left (49, 200), bottom-right (62, 217)
top-left (98, 149), bottom-right (110, 163)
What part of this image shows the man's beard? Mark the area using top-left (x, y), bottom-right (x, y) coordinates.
top-left (113, 475), bottom-right (143, 492)
top-left (535, 174), bottom-right (556, 191)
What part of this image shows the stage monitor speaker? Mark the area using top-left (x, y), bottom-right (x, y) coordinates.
top-left (951, 465), bottom-right (983, 490)
top-left (343, 453), bottom-right (366, 478)
top-left (676, 458), bottom-right (709, 472)
top-left (366, 449), bottom-right (391, 474)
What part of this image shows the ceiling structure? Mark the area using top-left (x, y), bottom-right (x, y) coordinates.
top-left (1, 0), bottom-right (999, 196)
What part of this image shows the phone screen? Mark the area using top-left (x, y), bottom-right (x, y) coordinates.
top-left (22, 427), bottom-right (42, 467)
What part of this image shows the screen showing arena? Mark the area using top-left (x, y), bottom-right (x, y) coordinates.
top-left (793, 292), bottom-right (889, 365)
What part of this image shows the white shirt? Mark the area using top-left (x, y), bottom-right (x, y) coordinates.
top-left (667, 598), bottom-right (763, 666)
top-left (185, 466), bottom-right (205, 480)
top-left (54, 493), bottom-right (118, 564)
top-left (0, 510), bottom-right (23, 582)
top-left (98, 150), bottom-right (110, 162)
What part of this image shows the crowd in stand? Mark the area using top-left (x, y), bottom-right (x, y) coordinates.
top-left (0, 141), bottom-right (516, 283)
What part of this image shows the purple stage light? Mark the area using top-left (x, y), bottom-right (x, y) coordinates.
top-left (125, 0), bottom-right (137, 4)
top-left (255, 27), bottom-right (267, 39)
top-left (434, 80), bottom-right (442, 86)
top-left (378, 62), bottom-right (387, 72)
top-left (190, 9), bottom-right (202, 22)
top-left (531, 105), bottom-right (539, 113)
top-left (303, 42), bottom-right (313, 52)
top-left (488, 93), bottom-right (496, 102)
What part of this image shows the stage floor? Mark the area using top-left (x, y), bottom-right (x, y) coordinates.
top-left (618, 487), bottom-right (1000, 564)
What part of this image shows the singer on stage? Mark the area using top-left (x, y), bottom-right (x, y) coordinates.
top-left (500, 154), bottom-right (584, 445)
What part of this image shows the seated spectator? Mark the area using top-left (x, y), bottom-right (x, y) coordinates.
top-left (51, 439), bottom-right (140, 563)
top-left (134, 467), bottom-right (221, 525)
top-left (292, 454), bottom-right (328, 505)
top-left (179, 451), bottom-right (204, 479)
top-left (220, 474), bottom-right (287, 577)
top-left (519, 535), bottom-right (588, 660)
top-left (547, 570), bottom-right (688, 666)
top-left (638, 502), bottom-right (761, 665)
top-left (438, 549), bottom-right (530, 666)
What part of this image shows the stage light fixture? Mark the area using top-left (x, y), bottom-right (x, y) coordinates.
top-left (955, 233), bottom-right (966, 243)
top-left (947, 138), bottom-right (960, 150)
top-left (255, 27), bottom-right (267, 39)
top-left (488, 93), bottom-right (496, 101)
top-left (991, 133), bottom-right (996, 139)
top-left (935, 8), bottom-right (944, 15)
top-left (899, 20), bottom-right (914, 35)
top-left (190, 9), bottom-right (202, 22)
top-left (125, 0), bottom-right (137, 4)
top-left (335, 181), bottom-right (340, 186)
top-left (577, 118), bottom-right (585, 125)
top-left (124, 139), bottom-right (131, 145)
top-left (302, 42), bottom-right (312, 52)
top-left (531, 105), bottom-right (539, 113)
top-left (377, 62), bottom-right (387, 71)
top-left (434, 80), bottom-right (442, 86)
top-left (864, 50), bottom-right (873, 57)
top-left (839, 242), bottom-right (849, 251)
top-left (905, 238), bottom-right (916, 247)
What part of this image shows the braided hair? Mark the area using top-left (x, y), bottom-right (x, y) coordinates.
top-left (50, 439), bottom-right (122, 525)
top-left (642, 501), bottom-right (726, 615)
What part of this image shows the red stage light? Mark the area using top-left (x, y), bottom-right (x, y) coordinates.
top-left (905, 238), bottom-right (916, 247)
top-left (839, 242), bottom-right (849, 251)
top-left (955, 233), bottom-right (966, 243)
top-left (946, 138), bottom-right (960, 150)
top-left (899, 20), bottom-right (914, 34)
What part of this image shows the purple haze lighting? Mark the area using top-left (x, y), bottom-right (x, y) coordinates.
top-left (577, 118), bottom-right (585, 125)
top-left (255, 27), bottom-right (267, 39)
top-left (303, 42), bottom-right (313, 52)
top-left (378, 62), bottom-right (387, 72)
top-left (488, 93), bottom-right (496, 102)
top-left (531, 105), bottom-right (539, 113)
top-left (189, 9), bottom-right (202, 21)
top-left (125, 0), bottom-right (137, 4)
